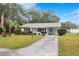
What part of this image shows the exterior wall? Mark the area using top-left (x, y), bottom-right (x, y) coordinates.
top-left (21, 27), bottom-right (58, 35)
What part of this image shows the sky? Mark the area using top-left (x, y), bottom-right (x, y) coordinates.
top-left (20, 3), bottom-right (79, 25)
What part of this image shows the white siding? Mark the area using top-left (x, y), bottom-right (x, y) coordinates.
top-left (68, 29), bottom-right (79, 34)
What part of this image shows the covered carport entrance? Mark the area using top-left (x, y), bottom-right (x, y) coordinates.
top-left (46, 27), bottom-right (58, 35)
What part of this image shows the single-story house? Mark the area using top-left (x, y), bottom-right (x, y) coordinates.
top-left (20, 23), bottom-right (61, 35)
top-left (67, 29), bottom-right (79, 34)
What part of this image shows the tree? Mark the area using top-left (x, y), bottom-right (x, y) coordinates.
top-left (0, 3), bottom-right (27, 25)
top-left (0, 3), bottom-right (27, 36)
top-left (61, 21), bottom-right (78, 30)
top-left (5, 18), bottom-right (18, 36)
top-left (25, 8), bottom-right (60, 23)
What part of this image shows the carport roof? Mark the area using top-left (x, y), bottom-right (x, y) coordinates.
top-left (20, 23), bottom-right (61, 28)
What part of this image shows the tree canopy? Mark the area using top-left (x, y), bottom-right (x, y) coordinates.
top-left (24, 8), bottom-right (60, 23)
top-left (61, 21), bottom-right (78, 30)
top-left (0, 3), bottom-right (60, 25)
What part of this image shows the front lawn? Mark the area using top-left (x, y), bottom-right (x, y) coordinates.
top-left (0, 35), bottom-right (43, 49)
top-left (59, 34), bottom-right (79, 56)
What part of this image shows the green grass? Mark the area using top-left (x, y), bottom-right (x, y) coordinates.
top-left (0, 35), bottom-right (43, 49)
top-left (59, 34), bottom-right (79, 56)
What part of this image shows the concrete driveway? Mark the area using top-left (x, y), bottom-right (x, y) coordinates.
top-left (16, 35), bottom-right (58, 56)
top-left (0, 35), bottom-right (58, 56)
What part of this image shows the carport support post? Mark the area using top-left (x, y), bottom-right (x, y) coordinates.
top-left (31, 28), bottom-right (34, 40)
top-left (46, 28), bottom-right (48, 35)
top-left (55, 27), bottom-right (58, 35)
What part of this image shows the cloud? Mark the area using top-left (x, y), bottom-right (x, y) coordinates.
top-left (72, 8), bottom-right (79, 14)
top-left (71, 8), bottom-right (79, 19)
top-left (64, 8), bottom-right (79, 19)
top-left (63, 8), bottom-right (79, 25)
top-left (64, 8), bottom-right (79, 16)
top-left (72, 14), bottom-right (79, 19)
top-left (21, 3), bottom-right (37, 9)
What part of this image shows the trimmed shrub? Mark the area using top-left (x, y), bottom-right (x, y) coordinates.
top-left (28, 31), bottom-right (33, 35)
top-left (20, 31), bottom-right (33, 35)
top-left (0, 28), bottom-right (3, 34)
top-left (33, 33), bottom-right (37, 35)
top-left (57, 29), bottom-right (67, 36)
top-left (21, 32), bottom-right (28, 35)
top-left (41, 32), bottom-right (46, 36)
top-left (14, 28), bottom-right (21, 35)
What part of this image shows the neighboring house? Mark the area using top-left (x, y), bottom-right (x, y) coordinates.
top-left (20, 23), bottom-right (61, 35)
top-left (67, 29), bottom-right (79, 34)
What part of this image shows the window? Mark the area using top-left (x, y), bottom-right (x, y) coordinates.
top-left (24, 28), bottom-right (30, 32)
top-left (38, 28), bottom-right (46, 32)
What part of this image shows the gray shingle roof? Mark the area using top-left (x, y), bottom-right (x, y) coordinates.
top-left (20, 23), bottom-right (61, 28)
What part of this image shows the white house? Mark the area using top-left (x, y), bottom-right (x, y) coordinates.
top-left (67, 29), bottom-right (79, 34)
top-left (20, 23), bottom-right (61, 35)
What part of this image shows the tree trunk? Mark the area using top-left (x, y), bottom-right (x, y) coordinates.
top-left (1, 27), bottom-right (7, 37)
top-left (9, 26), bottom-right (11, 36)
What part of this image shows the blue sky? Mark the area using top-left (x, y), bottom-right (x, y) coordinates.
top-left (21, 3), bottom-right (79, 25)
